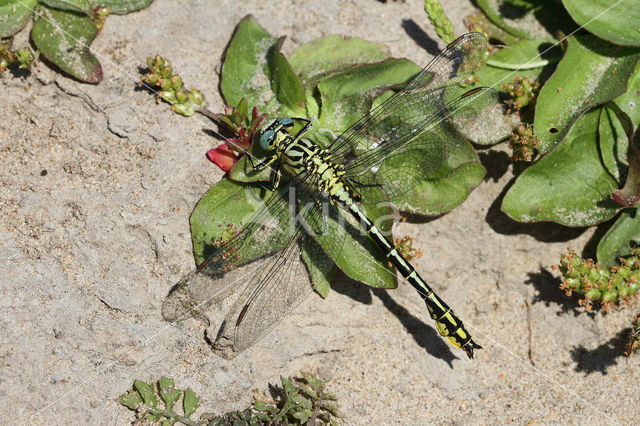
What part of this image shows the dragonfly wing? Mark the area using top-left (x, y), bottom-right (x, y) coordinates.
top-left (162, 175), bottom-right (308, 323)
top-left (327, 32), bottom-right (489, 161)
top-left (213, 231), bottom-right (315, 357)
top-left (343, 87), bottom-right (498, 203)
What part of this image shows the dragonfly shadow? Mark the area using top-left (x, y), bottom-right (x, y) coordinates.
top-left (485, 175), bottom-right (588, 242)
top-left (400, 19), bottom-right (443, 57)
top-left (330, 275), bottom-right (458, 366)
top-left (373, 288), bottom-right (458, 367)
top-left (524, 267), bottom-right (596, 318)
top-left (570, 327), bottom-right (631, 375)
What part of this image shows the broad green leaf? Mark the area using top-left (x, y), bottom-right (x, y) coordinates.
top-left (534, 34), bottom-right (640, 153)
top-left (612, 60), bottom-right (640, 127)
top-left (268, 37), bottom-right (306, 117)
top-left (301, 237), bottom-right (336, 298)
top-left (190, 178), bottom-right (277, 264)
top-left (475, 0), bottom-right (530, 39)
top-left (313, 58), bottom-right (419, 139)
top-left (32, 6), bottom-right (102, 83)
top-left (220, 15), bottom-right (277, 110)
top-left (599, 103), bottom-right (632, 182)
top-left (465, 10), bottom-right (519, 46)
top-left (390, 117), bottom-right (485, 215)
top-left (597, 209), bottom-right (640, 266)
top-left (183, 387), bottom-right (199, 418)
top-left (393, 163), bottom-right (486, 216)
top-left (0, 0), bottom-right (37, 37)
top-left (563, 0), bottom-right (640, 47)
top-left (289, 35), bottom-right (389, 92)
top-left (596, 60), bottom-right (640, 181)
top-left (503, 107), bottom-right (620, 226)
top-left (40, 0), bottom-right (91, 14)
top-left (486, 38), bottom-right (561, 70)
top-left (91, 0), bottom-right (154, 14)
top-left (475, 0), bottom-right (575, 40)
top-left (328, 202), bottom-right (396, 289)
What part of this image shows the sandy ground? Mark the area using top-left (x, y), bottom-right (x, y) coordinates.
top-left (1, 0), bottom-right (639, 424)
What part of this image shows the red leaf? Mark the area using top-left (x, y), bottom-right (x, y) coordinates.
top-left (206, 144), bottom-right (238, 171)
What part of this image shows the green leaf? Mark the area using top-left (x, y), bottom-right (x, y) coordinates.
top-left (220, 15), bottom-right (277, 110)
top-left (502, 107), bottom-right (620, 226)
top-left (31, 6), bottom-right (103, 83)
top-left (612, 60), bottom-right (640, 128)
top-left (392, 162), bottom-right (486, 216)
top-left (486, 38), bottom-right (561, 70)
top-left (328, 202), bottom-right (396, 289)
top-left (599, 103), bottom-right (632, 182)
top-left (158, 377), bottom-right (181, 411)
top-left (133, 380), bottom-right (158, 408)
top-left (475, 0), bottom-right (575, 39)
top-left (534, 34), bottom-right (640, 153)
top-left (301, 237), bottom-right (336, 298)
top-left (268, 37), bottom-right (306, 117)
top-left (597, 209), bottom-right (640, 266)
top-left (289, 35), bottom-right (389, 90)
top-left (313, 58), bottom-right (419, 139)
top-left (90, 0), bottom-right (154, 14)
top-left (0, 0), bottom-right (37, 37)
top-left (40, 0), bottom-right (91, 14)
top-left (562, 0), bottom-right (640, 47)
top-left (190, 178), bottom-right (277, 264)
top-left (119, 389), bottom-right (143, 410)
top-left (183, 387), bottom-right (199, 418)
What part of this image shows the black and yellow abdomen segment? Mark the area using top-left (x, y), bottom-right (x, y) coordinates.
top-left (345, 200), bottom-right (481, 359)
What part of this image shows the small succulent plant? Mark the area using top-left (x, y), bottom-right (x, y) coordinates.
top-left (119, 372), bottom-right (339, 425)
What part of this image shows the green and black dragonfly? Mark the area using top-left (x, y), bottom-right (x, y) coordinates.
top-left (163, 33), bottom-right (498, 359)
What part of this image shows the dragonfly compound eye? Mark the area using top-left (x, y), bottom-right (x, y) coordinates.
top-left (260, 129), bottom-right (275, 150)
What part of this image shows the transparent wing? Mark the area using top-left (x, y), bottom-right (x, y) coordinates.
top-left (161, 174), bottom-right (309, 323)
top-left (327, 32), bottom-right (489, 162)
top-left (213, 230), bottom-right (316, 357)
top-left (343, 87), bottom-right (498, 203)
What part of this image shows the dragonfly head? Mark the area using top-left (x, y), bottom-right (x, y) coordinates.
top-left (259, 117), bottom-right (294, 150)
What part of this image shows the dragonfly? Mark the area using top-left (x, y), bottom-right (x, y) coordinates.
top-left (162, 32), bottom-right (498, 359)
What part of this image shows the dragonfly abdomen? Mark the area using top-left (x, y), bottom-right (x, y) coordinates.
top-left (345, 201), bottom-right (481, 359)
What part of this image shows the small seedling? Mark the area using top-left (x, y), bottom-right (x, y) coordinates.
top-left (119, 372), bottom-right (339, 425)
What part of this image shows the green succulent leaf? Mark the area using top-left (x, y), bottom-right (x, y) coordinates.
top-left (0, 0), bottom-right (38, 37)
top-left (40, 0), bottom-right (91, 14)
top-left (32, 5), bottom-right (103, 83)
top-left (220, 15), bottom-right (278, 110)
top-left (289, 35), bottom-right (390, 92)
top-left (534, 34), bottom-right (640, 153)
top-left (599, 103), bottom-right (633, 182)
top-left (91, 0), bottom-right (154, 14)
top-left (487, 38), bottom-right (561, 70)
top-left (325, 202), bottom-right (396, 289)
top-left (183, 387), bottom-right (199, 418)
top-left (190, 178), bottom-right (277, 265)
top-left (562, 0), bottom-right (640, 47)
top-left (475, 0), bottom-right (575, 40)
top-left (267, 37), bottom-right (306, 117)
top-left (502, 107), bottom-right (620, 226)
top-left (313, 58), bottom-right (419, 139)
top-left (301, 237), bottom-right (337, 298)
top-left (597, 208), bottom-right (640, 266)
